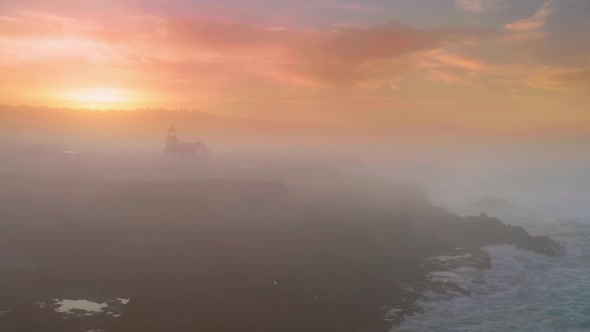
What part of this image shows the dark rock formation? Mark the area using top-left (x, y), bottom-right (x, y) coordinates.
top-left (411, 212), bottom-right (563, 256)
top-left (0, 172), bottom-right (562, 332)
top-left (468, 197), bottom-right (516, 210)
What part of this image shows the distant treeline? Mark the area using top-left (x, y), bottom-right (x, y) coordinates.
top-left (0, 104), bottom-right (333, 151)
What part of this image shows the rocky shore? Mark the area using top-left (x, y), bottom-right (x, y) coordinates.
top-left (0, 171), bottom-right (562, 332)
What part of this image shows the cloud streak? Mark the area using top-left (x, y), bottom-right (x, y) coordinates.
top-left (504, 0), bottom-right (554, 32)
top-left (427, 69), bottom-right (473, 85)
top-left (0, 13), bottom-right (453, 89)
top-left (498, 0), bottom-right (555, 44)
top-left (526, 66), bottom-right (590, 91)
top-left (0, 0), bottom-right (589, 136)
top-left (454, 0), bottom-right (508, 13)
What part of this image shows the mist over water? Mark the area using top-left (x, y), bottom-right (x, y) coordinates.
top-left (0, 106), bottom-right (588, 331)
top-left (396, 222), bottom-right (590, 331)
top-left (386, 150), bottom-right (590, 331)
top-left (1, 0), bottom-right (589, 329)
top-left (322, 142), bottom-right (590, 331)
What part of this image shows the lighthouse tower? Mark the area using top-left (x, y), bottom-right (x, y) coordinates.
top-left (163, 125), bottom-right (208, 158)
top-left (166, 125), bottom-right (179, 148)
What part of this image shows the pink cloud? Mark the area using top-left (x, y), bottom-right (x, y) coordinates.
top-left (305, 0), bottom-right (377, 13)
top-left (526, 66), bottom-right (590, 91)
top-left (427, 70), bottom-right (472, 85)
top-left (454, 0), bottom-right (508, 14)
top-left (1, 9), bottom-right (469, 97)
top-left (413, 49), bottom-right (493, 82)
top-left (504, 0), bottom-right (554, 32)
top-left (434, 53), bottom-right (492, 71)
top-left (0, 11), bottom-right (92, 38)
top-left (501, 1), bottom-right (554, 43)
top-left (101, 18), bottom-right (450, 86)
top-left (5, 5), bottom-right (564, 106)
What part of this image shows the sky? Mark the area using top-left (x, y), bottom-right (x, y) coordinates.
top-left (0, 0), bottom-right (589, 139)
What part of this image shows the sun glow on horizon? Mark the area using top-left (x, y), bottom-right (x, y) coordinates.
top-left (61, 88), bottom-right (140, 109)
top-left (0, 0), bottom-right (588, 133)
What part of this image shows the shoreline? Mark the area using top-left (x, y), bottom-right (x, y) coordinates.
top-left (0, 171), bottom-right (564, 332)
top-left (387, 246), bottom-right (492, 329)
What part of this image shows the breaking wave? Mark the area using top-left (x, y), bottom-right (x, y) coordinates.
top-left (394, 222), bottom-right (590, 332)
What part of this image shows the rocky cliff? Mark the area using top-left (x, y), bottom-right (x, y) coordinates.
top-left (0, 172), bottom-right (562, 332)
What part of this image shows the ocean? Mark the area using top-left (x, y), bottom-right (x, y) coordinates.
top-left (395, 221), bottom-right (590, 331)
top-left (394, 178), bottom-right (590, 332)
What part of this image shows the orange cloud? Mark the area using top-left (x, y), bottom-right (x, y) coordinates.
top-left (1, 12), bottom-right (455, 91)
top-left (412, 49), bottom-right (492, 87)
top-left (284, 23), bottom-right (446, 85)
top-left (434, 53), bottom-right (492, 71)
top-left (0, 10), bottom-right (479, 113)
top-left (502, 0), bottom-right (553, 43)
top-left (526, 67), bottom-right (590, 91)
top-left (1, 2), bottom-right (588, 138)
top-left (427, 70), bottom-right (473, 85)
